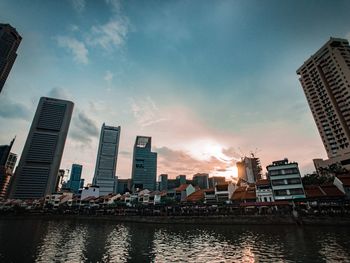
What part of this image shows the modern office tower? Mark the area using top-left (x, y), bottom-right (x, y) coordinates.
top-left (192, 173), bottom-right (209, 189)
top-left (237, 155), bottom-right (262, 184)
top-left (5, 153), bottom-right (17, 173)
top-left (93, 124), bottom-right (120, 196)
top-left (68, 164), bottom-right (83, 194)
top-left (159, 174), bottom-right (168, 191)
top-left (79, 178), bottom-right (85, 189)
top-left (297, 38), bottom-right (350, 171)
top-left (209, 176), bottom-right (226, 188)
top-left (9, 97), bottom-right (74, 199)
top-left (131, 136), bottom-right (157, 191)
top-left (267, 159), bottom-right (306, 201)
top-left (0, 24), bottom-right (22, 94)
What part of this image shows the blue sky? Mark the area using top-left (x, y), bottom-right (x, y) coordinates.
top-left (1, 0), bottom-right (350, 182)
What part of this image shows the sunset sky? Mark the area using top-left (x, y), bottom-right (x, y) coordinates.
top-left (1, 0), bottom-right (350, 183)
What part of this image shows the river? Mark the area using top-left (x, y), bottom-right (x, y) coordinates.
top-left (0, 218), bottom-right (349, 262)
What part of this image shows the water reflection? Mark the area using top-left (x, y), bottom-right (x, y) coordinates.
top-left (0, 219), bottom-right (350, 262)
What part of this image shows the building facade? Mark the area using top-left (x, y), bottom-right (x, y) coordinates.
top-left (297, 38), bottom-right (350, 170)
top-left (159, 174), bottom-right (168, 191)
top-left (92, 124), bottom-right (120, 196)
top-left (131, 136), bottom-right (157, 191)
top-left (0, 24), bottom-right (22, 93)
top-left (237, 155), bottom-right (262, 184)
top-left (267, 159), bottom-right (306, 201)
top-left (10, 97), bottom-right (74, 199)
top-left (68, 164), bottom-right (83, 194)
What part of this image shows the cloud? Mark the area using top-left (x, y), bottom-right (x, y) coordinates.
top-left (129, 97), bottom-right (169, 128)
top-left (155, 146), bottom-right (234, 177)
top-left (56, 36), bottom-right (89, 64)
top-left (69, 110), bottom-right (99, 145)
top-left (87, 18), bottom-right (129, 52)
top-left (70, 0), bottom-right (86, 13)
top-left (0, 97), bottom-right (31, 120)
top-left (47, 87), bottom-right (72, 100)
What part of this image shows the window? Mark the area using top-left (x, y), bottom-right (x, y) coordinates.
top-left (272, 179), bottom-right (285, 186)
top-left (287, 178), bottom-right (301, 185)
top-left (274, 190), bottom-right (288, 196)
top-left (289, 188), bottom-right (304, 195)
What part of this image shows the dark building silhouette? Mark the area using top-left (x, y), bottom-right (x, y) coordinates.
top-left (0, 23), bottom-right (22, 94)
top-left (131, 136), bottom-right (157, 191)
top-left (193, 173), bottom-right (209, 189)
top-left (10, 97), bottom-right (74, 199)
top-left (0, 138), bottom-right (16, 199)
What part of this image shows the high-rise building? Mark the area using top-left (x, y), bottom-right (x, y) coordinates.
top-left (131, 136), bottom-right (157, 191)
top-left (117, 178), bottom-right (132, 194)
top-left (92, 124), bottom-right (120, 196)
top-left (176, 174), bottom-right (187, 185)
top-left (68, 164), bottom-right (83, 194)
top-left (237, 155), bottom-right (262, 184)
top-left (297, 38), bottom-right (350, 171)
top-left (9, 97), bottom-right (74, 199)
top-left (267, 159), bottom-right (305, 201)
top-left (5, 153), bottom-right (17, 173)
top-left (0, 24), bottom-right (22, 94)
top-left (192, 173), bottom-right (209, 189)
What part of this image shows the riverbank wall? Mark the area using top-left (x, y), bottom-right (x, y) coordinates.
top-left (1, 214), bottom-right (350, 226)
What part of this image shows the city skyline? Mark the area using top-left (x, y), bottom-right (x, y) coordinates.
top-left (1, 1), bottom-right (350, 183)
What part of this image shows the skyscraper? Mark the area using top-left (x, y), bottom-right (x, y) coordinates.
top-left (297, 38), bottom-right (350, 170)
top-left (92, 124), bottom-right (120, 196)
top-left (0, 24), bottom-right (22, 94)
top-left (237, 155), bottom-right (262, 184)
top-left (9, 97), bottom-right (74, 199)
top-left (131, 136), bottom-right (157, 191)
top-left (68, 164), bottom-right (83, 194)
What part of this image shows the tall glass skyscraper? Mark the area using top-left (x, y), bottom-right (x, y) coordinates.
top-left (0, 23), bottom-right (22, 94)
top-left (9, 97), bottom-right (74, 199)
top-left (68, 164), bottom-right (83, 194)
top-left (131, 136), bottom-right (157, 191)
top-left (92, 124), bottom-right (120, 196)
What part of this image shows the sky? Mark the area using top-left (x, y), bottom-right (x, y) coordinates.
top-left (1, 0), bottom-right (350, 183)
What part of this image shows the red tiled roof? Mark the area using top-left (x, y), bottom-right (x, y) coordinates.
top-left (185, 190), bottom-right (204, 202)
top-left (216, 184), bottom-right (228, 191)
top-left (337, 175), bottom-right (350, 187)
top-left (232, 186), bottom-right (256, 201)
top-left (175, 184), bottom-right (189, 192)
top-left (305, 185), bottom-right (345, 198)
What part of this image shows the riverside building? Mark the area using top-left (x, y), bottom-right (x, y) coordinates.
top-left (297, 37), bottom-right (350, 171)
top-left (267, 159), bottom-right (306, 201)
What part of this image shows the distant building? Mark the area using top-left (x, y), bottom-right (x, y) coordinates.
top-left (10, 97), bottom-right (74, 199)
top-left (237, 155), bottom-right (262, 184)
top-left (92, 124), bottom-right (120, 196)
top-left (297, 38), bottom-right (350, 171)
top-left (267, 159), bottom-right (306, 201)
top-left (5, 153), bottom-right (17, 173)
top-left (0, 23), bottom-right (22, 94)
top-left (192, 173), bottom-right (209, 189)
top-left (159, 174), bottom-right (168, 191)
top-left (176, 175), bottom-right (186, 185)
top-left (208, 176), bottom-right (226, 188)
top-left (68, 164), bottom-right (83, 194)
top-left (117, 178), bottom-right (132, 194)
top-left (0, 139), bottom-right (15, 199)
top-left (131, 136), bottom-right (157, 191)
top-left (79, 178), bottom-right (85, 189)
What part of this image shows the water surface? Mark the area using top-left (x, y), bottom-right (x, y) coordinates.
top-left (0, 218), bottom-right (349, 262)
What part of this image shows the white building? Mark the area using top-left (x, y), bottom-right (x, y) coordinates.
top-left (255, 179), bottom-right (274, 202)
top-left (81, 185), bottom-right (100, 200)
top-left (267, 159), bottom-right (306, 201)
